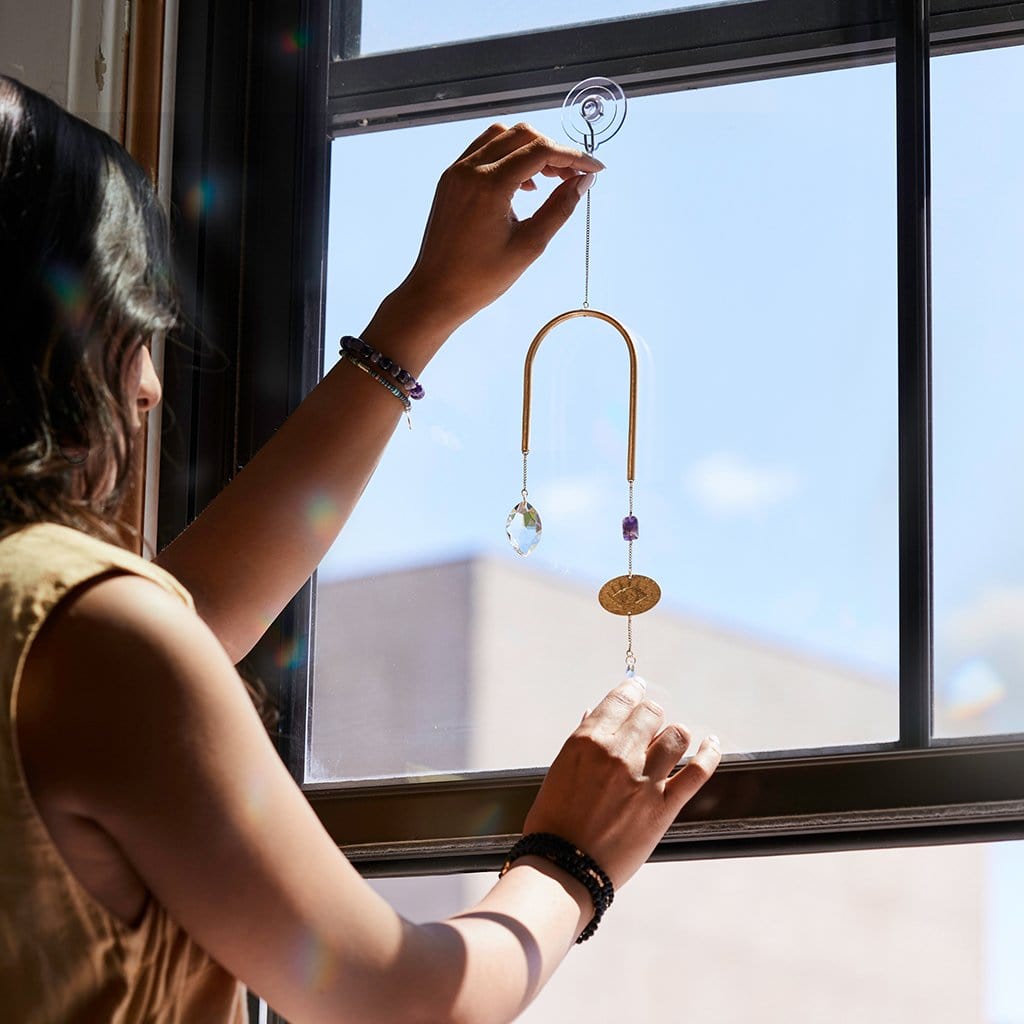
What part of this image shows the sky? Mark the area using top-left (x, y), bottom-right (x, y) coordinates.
top-left (319, 13), bottom-right (1024, 1021)
top-left (357, 0), bottom-right (745, 54)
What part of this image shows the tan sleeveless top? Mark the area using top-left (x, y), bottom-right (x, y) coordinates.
top-left (0, 523), bottom-right (247, 1023)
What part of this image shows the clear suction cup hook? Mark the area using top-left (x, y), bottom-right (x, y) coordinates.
top-left (561, 77), bottom-right (627, 153)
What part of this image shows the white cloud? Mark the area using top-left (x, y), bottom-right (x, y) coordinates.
top-left (543, 477), bottom-right (604, 522)
top-left (429, 425), bottom-right (462, 451)
top-left (686, 452), bottom-right (800, 515)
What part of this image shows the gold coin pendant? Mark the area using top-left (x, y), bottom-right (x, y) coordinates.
top-left (598, 574), bottom-right (661, 616)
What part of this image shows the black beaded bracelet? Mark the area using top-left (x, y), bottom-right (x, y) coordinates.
top-left (500, 833), bottom-right (614, 943)
top-left (340, 335), bottom-right (425, 400)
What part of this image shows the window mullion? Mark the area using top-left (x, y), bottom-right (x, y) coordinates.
top-left (896, 0), bottom-right (934, 748)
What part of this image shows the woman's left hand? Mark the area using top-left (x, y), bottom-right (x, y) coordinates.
top-left (379, 122), bottom-right (604, 343)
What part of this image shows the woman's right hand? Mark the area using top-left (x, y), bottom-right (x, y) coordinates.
top-left (522, 676), bottom-right (721, 889)
top-left (359, 123), bottom-right (603, 378)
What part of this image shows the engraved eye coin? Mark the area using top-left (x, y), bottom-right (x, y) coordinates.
top-left (598, 574), bottom-right (661, 616)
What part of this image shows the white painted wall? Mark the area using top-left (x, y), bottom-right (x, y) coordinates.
top-left (1, 0), bottom-right (180, 553)
top-left (0, 0), bottom-right (128, 137)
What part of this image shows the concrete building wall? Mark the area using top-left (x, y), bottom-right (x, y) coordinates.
top-left (469, 556), bottom-right (897, 770)
top-left (492, 844), bottom-right (983, 1023)
top-left (313, 560), bottom-right (476, 779)
top-left (368, 837), bottom-right (985, 1023)
top-left (313, 556), bottom-right (896, 779)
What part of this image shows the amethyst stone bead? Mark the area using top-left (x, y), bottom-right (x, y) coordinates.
top-left (409, 383), bottom-right (425, 400)
top-left (622, 515), bottom-right (639, 541)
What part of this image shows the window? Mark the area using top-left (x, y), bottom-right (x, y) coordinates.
top-left (163, 0), bottom-right (1024, 900)
top-left (313, 64), bottom-right (900, 782)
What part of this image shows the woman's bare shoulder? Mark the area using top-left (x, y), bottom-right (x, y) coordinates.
top-left (18, 572), bottom-right (235, 808)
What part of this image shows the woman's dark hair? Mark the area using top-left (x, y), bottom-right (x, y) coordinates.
top-left (0, 75), bottom-right (175, 542)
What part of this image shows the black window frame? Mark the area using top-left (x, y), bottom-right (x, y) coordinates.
top-left (163, 0), bottom-right (1024, 880)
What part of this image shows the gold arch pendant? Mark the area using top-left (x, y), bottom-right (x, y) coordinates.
top-left (521, 307), bottom-right (638, 482)
top-left (518, 307), bottom-right (659, 620)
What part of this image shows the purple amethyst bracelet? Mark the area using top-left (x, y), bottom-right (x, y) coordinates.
top-left (340, 335), bottom-right (425, 400)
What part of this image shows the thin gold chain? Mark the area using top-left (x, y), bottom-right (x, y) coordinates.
top-left (583, 186), bottom-right (591, 308)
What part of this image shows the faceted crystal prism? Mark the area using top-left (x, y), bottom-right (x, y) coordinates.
top-left (505, 500), bottom-right (542, 556)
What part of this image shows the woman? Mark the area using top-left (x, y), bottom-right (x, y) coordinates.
top-left (0, 75), bottom-right (720, 1023)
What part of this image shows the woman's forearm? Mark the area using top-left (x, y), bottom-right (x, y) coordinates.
top-left (393, 859), bottom-right (590, 1024)
top-left (155, 286), bottom-right (458, 662)
top-left (155, 128), bottom-right (601, 661)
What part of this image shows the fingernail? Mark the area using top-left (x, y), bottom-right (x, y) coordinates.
top-left (707, 735), bottom-right (720, 748)
top-left (575, 172), bottom-right (595, 197)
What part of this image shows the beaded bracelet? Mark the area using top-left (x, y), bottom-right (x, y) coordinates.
top-left (340, 335), bottom-right (425, 400)
top-left (339, 353), bottom-right (412, 426)
top-left (500, 832), bottom-right (615, 943)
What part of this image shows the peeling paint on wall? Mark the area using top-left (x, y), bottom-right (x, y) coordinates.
top-left (0, 0), bottom-right (130, 128)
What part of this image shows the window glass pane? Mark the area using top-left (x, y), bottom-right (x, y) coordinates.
top-left (933, 44), bottom-right (1024, 739)
top-left (315, 65), bottom-right (897, 782)
top-left (370, 841), bottom-right (1024, 1021)
top-left (356, 2), bottom-right (742, 56)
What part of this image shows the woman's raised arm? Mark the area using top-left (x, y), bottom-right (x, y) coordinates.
top-left (155, 124), bottom-right (603, 663)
